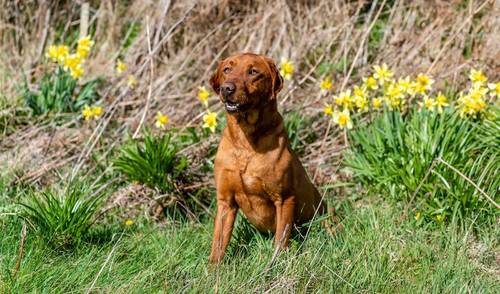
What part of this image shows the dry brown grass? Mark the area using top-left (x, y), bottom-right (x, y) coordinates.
top-left (1, 0), bottom-right (499, 191)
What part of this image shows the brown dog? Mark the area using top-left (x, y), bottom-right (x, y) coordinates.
top-left (208, 53), bottom-right (325, 263)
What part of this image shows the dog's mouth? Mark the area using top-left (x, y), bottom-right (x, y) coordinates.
top-left (224, 101), bottom-right (251, 113)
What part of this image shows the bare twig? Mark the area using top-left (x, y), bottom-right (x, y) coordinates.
top-left (36, 3), bottom-right (51, 62)
top-left (86, 232), bottom-right (124, 294)
top-left (132, 17), bottom-right (154, 139)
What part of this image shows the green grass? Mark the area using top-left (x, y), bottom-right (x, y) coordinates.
top-left (1, 197), bottom-right (498, 292)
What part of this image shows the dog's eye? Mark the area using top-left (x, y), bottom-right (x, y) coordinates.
top-left (247, 68), bottom-right (258, 75)
top-left (223, 67), bottom-right (232, 74)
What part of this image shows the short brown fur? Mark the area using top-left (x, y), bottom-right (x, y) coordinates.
top-left (208, 53), bottom-right (325, 263)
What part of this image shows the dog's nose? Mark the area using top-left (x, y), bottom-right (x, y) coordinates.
top-left (221, 82), bottom-right (235, 97)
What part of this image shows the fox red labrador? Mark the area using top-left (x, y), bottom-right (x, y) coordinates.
top-left (208, 53), bottom-right (325, 263)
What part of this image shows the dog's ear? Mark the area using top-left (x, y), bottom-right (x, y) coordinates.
top-left (209, 61), bottom-right (223, 95)
top-left (266, 58), bottom-right (283, 99)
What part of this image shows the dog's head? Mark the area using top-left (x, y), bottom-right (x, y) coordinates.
top-left (209, 53), bottom-right (283, 113)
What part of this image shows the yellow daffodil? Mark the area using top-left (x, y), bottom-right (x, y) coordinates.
top-left (435, 215), bottom-right (444, 222)
top-left (82, 105), bottom-right (103, 120)
top-left (332, 109), bottom-right (353, 129)
top-left (457, 84), bottom-right (488, 117)
top-left (63, 54), bottom-right (82, 71)
top-left (469, 83), bottom-right (488, 100)
top-left (155, 111), bottom-right (169, 129)
top-left (203, 111), bottom-right (218, 133)
top-left (353, 85), bottom-right (367, 99)
top-left (373, 64), bottom-right (394, 84)
top-left (70, 65), bottom-right (84, 79)
top-left (363, 76), bottom-right (379, 90)
top-left (320, 77), bottom-right (333, 91)
top-left (415, 212), bottom-right (421, 221)
top-left (92, 106), bottom-right (103, 118)
top-left (384, 95), bottom-right (404, 111)
top-left (127, 75), bottom-right (138, 88)
top-left (56, 45), bottom-right (69, 63)
top-left (82, 105), bottom-right (94, 120)
top-left (435, 92), bottom-right (449, 113)
top-left (46, 45), bottom-right (59, 62)
top-left (198, 86), bottom-right (210, 107)
top-left (124, 219), bottom-right (134, 226)
top-left (279, 58), bottom-right (294, 81)
top-left (334, 90), bottom-right (353, 109)
top-left (76, 36), bottom-right (93, 58)
top-left (413, 73), bottom-right (434, 94)
top-left (469, 68), bottom-right (487, 85)
top-left (116, 60), bottom-right (127, 74)
top-left (488, 82), bottom-right (500, 97)
top-left (418, 96), bottom-right (436, 111)
top-left (78, 36), bottom-right (93, 48)
top-left (384, 81), bottom-right (405, 110)
top-left (354, 96), bottom-right (368, 112)
top-left (471, 86), bottom-right (488, 102)
top-left (46, 45), bottom-right (69, 64)
top-left (323, 103), bottom-right (333, 116)
top-left (458, 95), bottom-right (487, 116)
top-left (372, 97), bottom-right (382, 110)
top-left (397, 76), bottom-right (413, 95)
top-left (353, 86), bottom-right (368, 112)
top-left (77, 46), bottom-right (91, 59)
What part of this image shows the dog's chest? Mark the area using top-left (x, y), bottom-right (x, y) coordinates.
top-left (215, 132), bottom-right (293, 200)
top-left (240, 169), bottom-right (278, 198)
top-left (231, 151), bottom-right (289, 200)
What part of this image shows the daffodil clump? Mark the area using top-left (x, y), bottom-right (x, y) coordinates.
top-left (27, 35), bottom-right (99, 115)
top-left (343, 65), bottom-right (498, 226)
top-left (322, 65), bottom-right (497, 130)
top-left (46, 36), bottom-right (94, 79)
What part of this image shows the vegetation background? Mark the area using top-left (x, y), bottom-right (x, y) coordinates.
top-left (0, 0), bottom-right (499, 292)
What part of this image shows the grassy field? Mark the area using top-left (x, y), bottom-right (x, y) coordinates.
top-left (1, 1), bottom-right (499, 293)
top-left (2, 196), bottom-right (498, 293)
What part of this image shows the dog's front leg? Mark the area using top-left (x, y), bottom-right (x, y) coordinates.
top-left (209, 199), bottom-right (237, 264)
top-left (274, 196), bottom-right (295, 250)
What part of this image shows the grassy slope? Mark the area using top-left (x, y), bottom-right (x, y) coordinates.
top-left (1, 197), bottom-right (499, 293)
